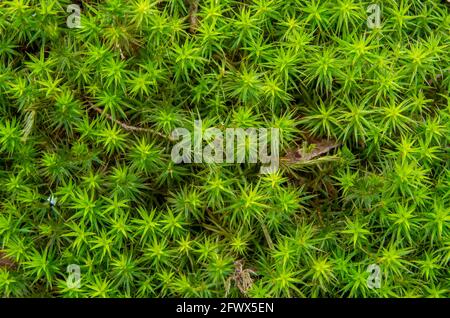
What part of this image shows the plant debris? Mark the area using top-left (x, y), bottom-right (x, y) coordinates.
top-left (225, 260), bottom-right (257, 297)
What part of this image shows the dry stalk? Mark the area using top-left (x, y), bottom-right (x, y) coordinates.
top-left (188, 0), bottom-right (199, 33)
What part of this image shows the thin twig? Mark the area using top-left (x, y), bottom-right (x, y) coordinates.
top-left (115, 43), bottom-right (126, 60)
top-left (259, 220), bottom-right (274, 250)
top-left (86, 101), bottom-right (174, 141)
top-left (188, 0), bottom-right (199, 33)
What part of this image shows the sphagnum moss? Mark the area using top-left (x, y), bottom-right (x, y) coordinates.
top-left (0, 0), bottom-right (449, 298)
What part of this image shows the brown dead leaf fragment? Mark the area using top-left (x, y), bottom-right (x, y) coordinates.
top-left (282, 139), bottom-right (340, 164)
top-left (225, 260), bottom-right (257, 297)
top-left (0, 251), bottom-right (16, 269)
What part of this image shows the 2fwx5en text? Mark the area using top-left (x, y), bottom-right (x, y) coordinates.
top-left (176, 302), bottom-right (274, 315)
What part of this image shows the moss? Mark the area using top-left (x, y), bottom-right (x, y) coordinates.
top-left (0, 0), bottom-right (449, 298)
